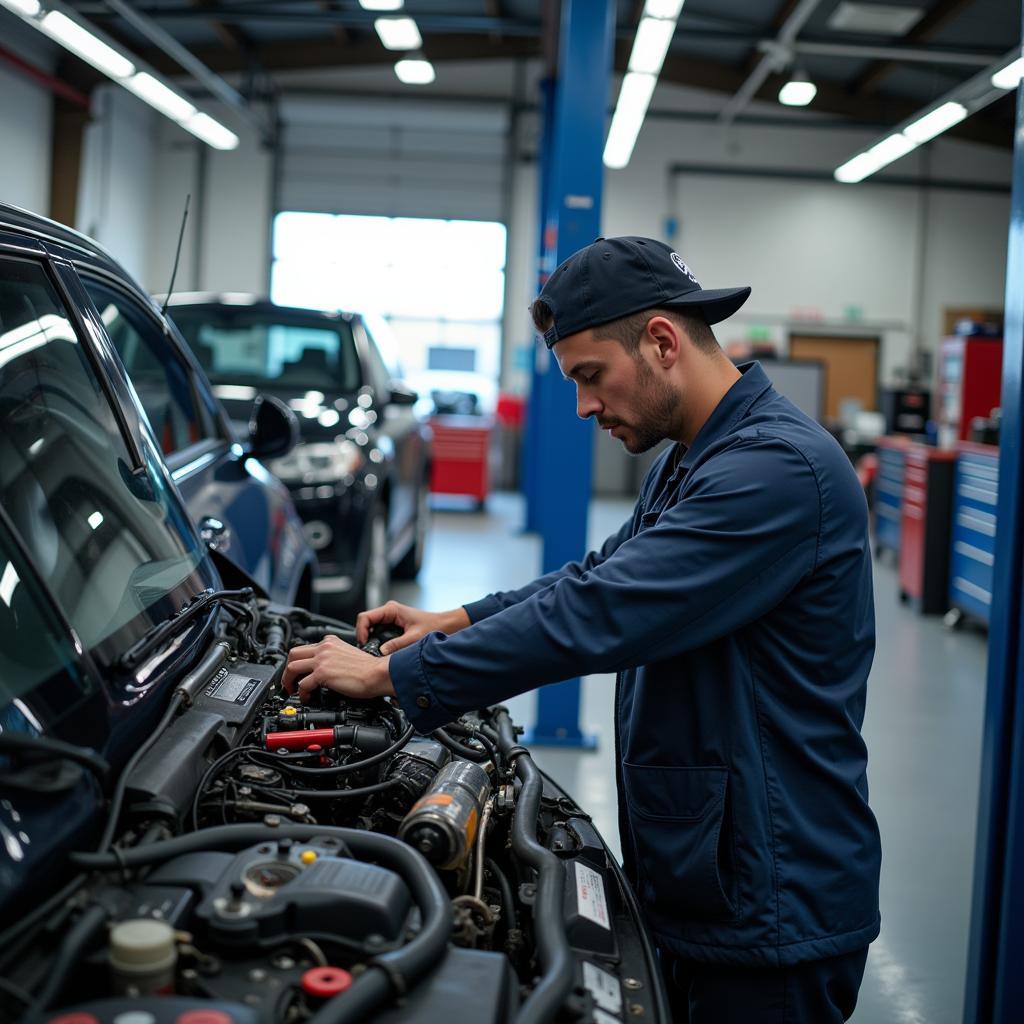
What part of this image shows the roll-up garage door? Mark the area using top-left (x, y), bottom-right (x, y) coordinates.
top-left (277, 95), bottom-right (510, 222)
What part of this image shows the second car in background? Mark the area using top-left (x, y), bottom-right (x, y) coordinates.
top-left (169, 295), bottom-right (432, 618)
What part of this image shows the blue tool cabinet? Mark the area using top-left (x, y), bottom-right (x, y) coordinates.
top-left (874, 436), bottom-right (909, 558)
top-left (948, 442), bottom-right (999, 625)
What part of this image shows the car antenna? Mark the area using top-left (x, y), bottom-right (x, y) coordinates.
top-left (160, 192), bottom-right (191, 317)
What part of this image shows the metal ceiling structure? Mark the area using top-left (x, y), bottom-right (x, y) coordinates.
top-left (43, 0), bottom-right (1018, 148)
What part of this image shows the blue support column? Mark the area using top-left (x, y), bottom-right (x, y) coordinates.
top-left (523, 0), bottom-right (615, 747)
top-left (964, 11), bottom-right (1024, 1020)
top-left (522, 77), bottom-right (557, 534)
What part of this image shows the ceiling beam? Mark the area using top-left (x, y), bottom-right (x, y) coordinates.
top-left (852, 0), bottom-right (980, 96)
top-left (189, 0), bottom-right (249, 51)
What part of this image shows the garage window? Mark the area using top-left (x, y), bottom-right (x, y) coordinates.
top-left (270, 213), bottom-right (506, 379)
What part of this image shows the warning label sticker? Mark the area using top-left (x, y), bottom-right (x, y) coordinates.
top-left (575, 862), bottom-right (611, 930)
top-left (582, 961), bottom-right (622, 1016)
top-left (205, 672), bottom-right (260, 705)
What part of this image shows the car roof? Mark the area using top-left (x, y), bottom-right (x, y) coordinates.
top-left (166, 292), bottom-right (359, 325)
top-left (0, 201), bottom-right (138, 286)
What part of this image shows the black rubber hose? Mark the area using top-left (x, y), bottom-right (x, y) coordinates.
top-left (442, 722), bottom-right (501, 768)
top-left (494, 710), bottom-right (574, 1024)
top-left (96, 692), bottom-right (184, 853)
top-left (70, 824), bottom-right (452, 1024)
top-left (432, 727), bottom-right (492, 764)
top-left (32, 903), bottom-right (107, 1010)
top-left (267, 778), bottom-right (401, 800)
top-left (485, 856), bottom-right (518, 933)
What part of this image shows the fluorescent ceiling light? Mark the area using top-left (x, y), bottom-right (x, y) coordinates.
top-left (643, 0), bottom-right (685, 22)
top-left (903, 100), bottom-right (967, 143)
top-left (375, 16), bottom-right (422, 50)
top-left (778, 78), bottom-right (817, 107)
top-left (628, 16), bottom-right (676, 75)
top-left (40, 11), bottom-right (135, 79)
top-left (124, 72), bottom-right (196, 122)
top-left (868, 132), bottom-right (917, 166)
top-left (184, 112), bottom-right (239, 151)
top-left (991, 57), bottom-right (1024, 91)
top-left (834, 152), bottom-right (881, 184)
top-left (0, 0), bottom-right (42, 17)
top-left (394, 58), bottom-right (435, 85)
top-left (604, 72), bottom-right (657, 169)
top-left (359, 0), bottom-right (403, 9)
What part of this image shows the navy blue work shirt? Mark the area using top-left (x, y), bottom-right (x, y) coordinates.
top-left (390, 362), bottom-right (881, 967)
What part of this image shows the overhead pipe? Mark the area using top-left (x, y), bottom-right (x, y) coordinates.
top-left (0, 43), bottom-right (89, 107)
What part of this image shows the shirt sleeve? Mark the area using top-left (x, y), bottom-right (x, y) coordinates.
top-left (391, 434), bottom-right (821, 731)
top-left (462, 504), bottom-right (639, 623)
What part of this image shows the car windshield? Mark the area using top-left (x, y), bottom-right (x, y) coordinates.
top-left (172, 308), bottom-right (361, 393)
top-left (0, 257), bottom-right (212, 669)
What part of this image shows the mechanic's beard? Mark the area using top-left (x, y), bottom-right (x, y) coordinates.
top-left (621, 359), bottom-right (680, 455)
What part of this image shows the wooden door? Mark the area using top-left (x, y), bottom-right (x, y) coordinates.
top-left (790, 334), bottom-right (880, 420)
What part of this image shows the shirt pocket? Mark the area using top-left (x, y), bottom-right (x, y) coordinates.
top-left (622, 762), bottom-right (738, 923)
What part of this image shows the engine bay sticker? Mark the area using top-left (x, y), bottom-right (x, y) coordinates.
top-left (582, 962), bottom-right (622, 1015)
top-left (593, 1010), bottom-right (622, 1024)
top-left (575, 862), bottom-right (611, 930)
top-left (205, 671), bottom-right (260, 705)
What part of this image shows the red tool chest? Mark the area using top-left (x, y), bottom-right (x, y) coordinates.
top-left (937, 334), bottom-right (1003, 444)
top-left (898, 444), bottom-right (956, 613)
top-left (428, 414), bottom-right (493, 506)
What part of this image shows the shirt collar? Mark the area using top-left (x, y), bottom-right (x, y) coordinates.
top-left (679, 361), bottom-right (773, 472)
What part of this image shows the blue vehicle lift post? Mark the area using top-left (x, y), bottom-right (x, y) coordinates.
top-left (522, 0), bottom-right (615, 747)
top-left (964, 10), bottom-right (1024, 1020)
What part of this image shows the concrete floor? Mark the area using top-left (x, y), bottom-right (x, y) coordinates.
top-left (392, 492), bottom-right (989, 1024)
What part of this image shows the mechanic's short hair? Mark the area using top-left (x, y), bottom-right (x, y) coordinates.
top-left (530, 300), bottom-right (719, 357)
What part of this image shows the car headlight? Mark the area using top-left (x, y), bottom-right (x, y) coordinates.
top-left (268, 440), bottom-right (364, 484)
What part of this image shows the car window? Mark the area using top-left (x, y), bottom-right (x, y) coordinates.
top-left (356, 319), bottom-right (393, 397)
top-left (171, 309), bottom-right (361, 393)
top-left (84, 280), bottom-right (213, 457)
top-left (0, 517), bottom-right (96, 733)
top-left (0, 257), bottom-right (212, 667)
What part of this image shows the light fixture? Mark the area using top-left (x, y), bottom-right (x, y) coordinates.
top-left (184, 112), bottom-right (239, 151)
top-left (124, 71), bottom-right (196, 123)
top-left (374, 16), bottom-right (422, 51)
top-left (867, 132), bottom-right (917, 165)
top-left (643, 0), bottom-right (685, 17)
top-left (0, 0), bottom-right (41, 16)
top-left (0, 2), bottom-right (240, 150)
top-left (834, 151), bottom-right (882, 184)
top-left (359, 0), bottom-right (403, 9)
top-left (903, 100), bottom-right (967, 143)
top-left (394, 58), bottom-right (435, 85)
top-left (991, 56), bottom-right (1024, 91)
top-left (628, 16), bottom-right (676, 76)
top-left (778, 70), bottom-right (817, 107)
top-left (603, 72), bottom-right (657, 169)
top-left (40, 10), bottom-right (135, 80)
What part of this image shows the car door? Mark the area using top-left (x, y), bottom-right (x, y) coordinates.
top-left (78, 276), bottom-right (299, 603)
top-left (355, 316), bottom-right (426, 559)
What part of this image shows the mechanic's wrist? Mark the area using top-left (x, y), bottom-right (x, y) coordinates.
top-left (441, 607), bottom-right (471, 633)
top-left (375, 654), bottom-right (397, 698)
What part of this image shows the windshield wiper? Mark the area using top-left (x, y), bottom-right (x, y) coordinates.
top-left (119, 587), bottom-right (253, 669)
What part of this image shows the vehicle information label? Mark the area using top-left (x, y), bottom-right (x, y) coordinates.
top-left (582, 962), bottom-right (622, 1015)
top-left (205, 671), bottom-right (260, 705)
top-left (575, 862), bottom-right (611, 930)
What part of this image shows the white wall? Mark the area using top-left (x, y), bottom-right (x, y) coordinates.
top-left (502, 82), bottom-right (1012, 398)
top-left (0, 17), bottom-right (56, 215)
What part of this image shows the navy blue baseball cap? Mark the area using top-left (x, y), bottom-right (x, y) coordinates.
top-left (536, 236), bottom-right (751, 348)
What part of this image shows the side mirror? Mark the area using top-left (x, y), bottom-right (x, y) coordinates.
top-left (388, 383), bottom-right (419, 406)
top-left (249, 394), bottom-right (299, 461)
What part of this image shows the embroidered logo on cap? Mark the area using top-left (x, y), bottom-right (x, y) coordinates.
top-left (670, 252), bottom-right (699, 285)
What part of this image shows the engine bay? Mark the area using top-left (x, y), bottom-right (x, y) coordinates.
top-left (0, 598), bottom-right (665, 1024)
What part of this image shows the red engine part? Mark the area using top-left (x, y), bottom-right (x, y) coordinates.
top-left (266, 728), bottom-right (336, 752)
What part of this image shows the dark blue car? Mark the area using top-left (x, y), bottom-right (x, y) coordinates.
top-left (0, 203), bottom-right (317, 610)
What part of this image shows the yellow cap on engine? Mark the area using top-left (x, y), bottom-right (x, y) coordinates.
top-left (282, 706), bottom-right (298, 717)
top-left (300, 850), bottom-right (318, 865)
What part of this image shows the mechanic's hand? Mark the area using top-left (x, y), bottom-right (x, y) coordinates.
top-left (355, 600), bottom-right (471, 655)
top-left (282, 634), bottom-right (396, 702)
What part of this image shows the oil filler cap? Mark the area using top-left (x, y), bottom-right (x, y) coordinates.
top-left (301, 967), bottom-right (353, 999)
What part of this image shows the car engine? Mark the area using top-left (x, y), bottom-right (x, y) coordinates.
top-left (0, 598), bottom-right (665, 1024)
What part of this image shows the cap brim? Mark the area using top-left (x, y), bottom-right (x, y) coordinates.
top-left (664, 285), bottom-right (751, 325)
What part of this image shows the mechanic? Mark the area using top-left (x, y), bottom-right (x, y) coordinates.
top-left (283, 236), bottom-right (882, 1023)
